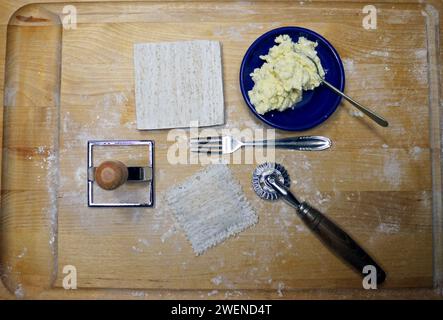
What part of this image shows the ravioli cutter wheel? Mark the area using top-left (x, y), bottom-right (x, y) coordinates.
top-left (252, 162), bottom-right (386, 284)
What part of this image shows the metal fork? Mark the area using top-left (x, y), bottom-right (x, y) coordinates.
top-left (190, 136), bottom-right (331, 154)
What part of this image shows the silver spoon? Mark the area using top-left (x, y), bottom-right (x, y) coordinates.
top-left (300, 52), bottom-right (389, 127)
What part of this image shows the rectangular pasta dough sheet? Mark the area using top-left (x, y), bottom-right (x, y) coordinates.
top-left (134, 40), bottom-right (225, 130)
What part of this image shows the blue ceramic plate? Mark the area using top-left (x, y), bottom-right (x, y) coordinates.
top-left (240, 26), bottom-right (345, 131)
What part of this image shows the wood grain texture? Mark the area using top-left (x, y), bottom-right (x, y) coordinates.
top-left (0, 0), bottom-right (442, 300)
top-left (134, 40), bottom-right (224, 129)
top-left (1, 4), bottom-right (61, 298)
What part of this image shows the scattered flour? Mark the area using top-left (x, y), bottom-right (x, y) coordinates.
top-left (348, 109), bottom-right (364, 118)
top-left (94, 92), bottom-right (126, 127)
top-left (277, 282), bottom-right (285, 297)
top-left (98, 92), bottom-right (128, 109)
top-left (160, 226), bottom-right (177, 243)
top-left (383, 154), bottom-right (401, 187)
top-left (369, 50), bottom-right (390, 58)
top-left (376, 222), bottom-right (400, 234)
top-left (224, 290), bottom-right (244, 299)
top-left (75, 166), bottom-right (86, 187)
top-left (212, 23), bottom-right (264, 41)
top-left (131, 290), bottom-right (147, 298)
top-left (342, 58), bottom-right (355, 74)
top-left (17, 247), bottom-right (28, 259)
top-left (409, 65), bottom-right (428, 85)
top-left (14, 284), bottom-right (25, 299)
top-left (42, 146), bottom-right (59, 284)
top-left (302, 160), bottom-right (312, 170)
top-left (313, 191), bottom-right (332, 210)
top-left (409, 146), bottom-right (422, 160)
top-left (415, 48), bottom-right (427, 59)
top-left (211, 275), bottom-right (224, 286)
top-left (131, 238), bottom-right (150, 254)
top-left (131, 246), bottom-right (144, 254)
top-left (207, 290), bottom-right (219, 296)
top-left (295, 224), bottom-right (307, 232)
top-left (138, 238), bottom-right (150, 247)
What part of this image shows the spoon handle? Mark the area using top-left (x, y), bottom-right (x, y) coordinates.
top-left (322, 80), bottom-right (389, 127)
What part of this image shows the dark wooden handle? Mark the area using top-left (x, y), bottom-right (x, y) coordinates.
top-left (298, 202), bottom-right (386, 284)
top-left (95, 160), bottom-right (128, 190)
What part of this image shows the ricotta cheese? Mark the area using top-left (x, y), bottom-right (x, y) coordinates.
top-left (248, 35), bottom-right (325, 115)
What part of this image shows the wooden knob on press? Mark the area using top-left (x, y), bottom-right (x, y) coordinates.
top-left (95, 160), bottom-right (128, 190)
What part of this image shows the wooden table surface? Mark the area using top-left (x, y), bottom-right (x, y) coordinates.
top-left (0, 0), bottom-right (442, 299)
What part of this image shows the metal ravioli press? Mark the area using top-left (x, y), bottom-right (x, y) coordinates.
top-left (87, 140), bottom-right (154, 207)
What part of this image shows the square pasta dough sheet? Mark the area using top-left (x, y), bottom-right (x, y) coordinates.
top-left (134, 40), bottom-right (225, 130)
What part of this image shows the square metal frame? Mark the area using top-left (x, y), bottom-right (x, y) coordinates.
top-left (87, 140), bottom-right (154, 207)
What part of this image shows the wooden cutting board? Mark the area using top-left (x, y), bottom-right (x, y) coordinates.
top-left (1, 0), bottom-right (442, 299)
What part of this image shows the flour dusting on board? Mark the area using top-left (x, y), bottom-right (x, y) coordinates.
top-left (211, 275), bottom-right (224, 286)
top-left (36, 108), bottom-right (60, 286)
top-left (383, 153), bottom-right (402, 187)
top-left (17, 247), bottom-right (28, 259)
top-left (276, 282), bottom-right (285, 297)
top-left (376, 222), bottom-right (400, 234)
top-left (342, 58), bottom-right (355, 74)
top-left (369, 50), bottom-right (390, 58)
top-left (207, 290), bottom-right (219, 297)
top-left (14, 284), bottom-right (25, 299)
top-left (166, 164), bottom-right (258, 255)
top-left (409, 146), bottom-right (422, 160)
top-left (212, 23), bottom-right (264, 41)
top-left (45, 147), bottom-right (59, 282)
top-left (94, 92), bottom-right (125, 127)
top-left (349, 110), bottom-right (364, 118)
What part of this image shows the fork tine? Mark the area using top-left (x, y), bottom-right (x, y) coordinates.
top-left (189, 135), bottom-right (224, 154)
top-left (190, 144), bottom-right (222, 150)
top-left (190, 136), bottom-right (222, 145)
top-left (190, 146), bottom-right (223, 154)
